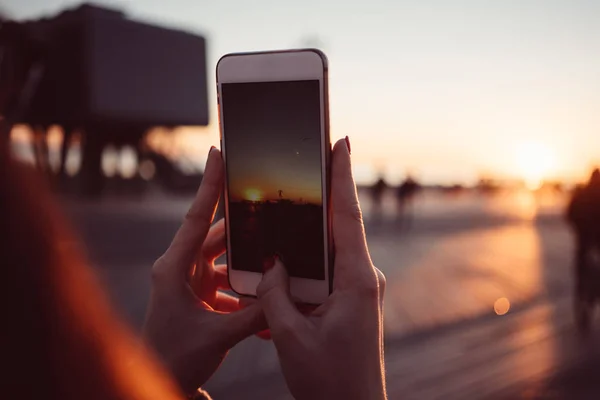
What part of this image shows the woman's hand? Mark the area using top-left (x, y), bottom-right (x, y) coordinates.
top-left (143, 147), bottom-right (265, 395)
top-left (257, 138), bottom-right (387, 400)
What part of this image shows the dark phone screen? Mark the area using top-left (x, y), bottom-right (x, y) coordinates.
top-left (222, 80), bottom-right (325, 280)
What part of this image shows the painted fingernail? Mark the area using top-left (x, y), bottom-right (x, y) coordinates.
top-left (257, 329), bottom-right (272, 340)
top-left (263, 256), bottom-right (276, 273)
top-left (204, 146), bottom-right (217, 171)
top-left (345, 136), bottom-right (351, 155)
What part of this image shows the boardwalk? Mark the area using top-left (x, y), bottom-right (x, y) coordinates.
top-left (65, 189), bottom-right (600, 399)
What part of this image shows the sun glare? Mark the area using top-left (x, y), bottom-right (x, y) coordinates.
top-left (515, 141), bottom-right (555, 190)
top-left (244, 188), bottom-right (263, 202)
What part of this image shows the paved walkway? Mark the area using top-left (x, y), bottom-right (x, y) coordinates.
top-left (66, 190), bottom-right (600, 399)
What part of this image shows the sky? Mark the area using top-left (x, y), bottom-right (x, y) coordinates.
top-left (222, 80), bottom-right (323, 204)
top-left (5, 0), bottom-right (600, 185)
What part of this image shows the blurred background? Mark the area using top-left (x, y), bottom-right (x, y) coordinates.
top-left (2, 1), bottom-right (600, 399)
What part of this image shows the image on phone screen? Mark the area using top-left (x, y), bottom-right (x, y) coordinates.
top-left (222, 80), bottom-right (325, 280)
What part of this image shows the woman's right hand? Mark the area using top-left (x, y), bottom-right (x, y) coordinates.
top-left (257, 138), bottom-right (387, 400)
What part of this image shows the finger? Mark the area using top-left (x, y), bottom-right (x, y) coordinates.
top-left (190, 264), bottom-right (229, 305)
top-left (256, 259), bottom-right (306, 336)
top-left (213, 264), bottom-right (232, 290)
top-left (239, 298), bottom-right (273, 340)
top-left (201, 219), bottom-right (226, 260)
top-left (189, 265), bottom-right (231, 306)
top-left (216, 302), bottom-right (267, 349)
top-left (190, 221), bottom-right (226, 294)
top-left (374, 267), bottom-right (386, 362)
top-left (214, 292), bottom-right (241, 313)
top-left (239, 296), bottom-right (258, 309)
top-left (331, 138), bottom-right (372, 282)
top-left (161, 147), bottom-right (223, 284)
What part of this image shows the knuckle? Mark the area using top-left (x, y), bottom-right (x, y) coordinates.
top-left (356, 271), bottom-right (380, 299)
top-left (346, 202), bottom-right (364, 223)
top-left (375, 268), bottom-right (387, 295)
top-left (151, 256), bottom-right (169, 282)
top-left (185, 206), bottom-right (213, 226)
top-left (335, 201), bottom-right (363, 224)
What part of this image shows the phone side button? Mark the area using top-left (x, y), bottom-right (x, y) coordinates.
top-left (217, 106), bottom-right (222, 139)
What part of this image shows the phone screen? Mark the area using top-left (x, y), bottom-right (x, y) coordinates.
top-left (221, 80), bottom-right (325, 280)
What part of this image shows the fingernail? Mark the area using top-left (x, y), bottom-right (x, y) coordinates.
top-left (262, 256), bottom-right (276, 273)
top-left (204, 146), bottom-right (217, 172)
top-left (257, 329), bottom-right (272, 340)
top-left (345, 136), bottom-right (351, 155)
top-left (273, 257), bottom-right (286, 274)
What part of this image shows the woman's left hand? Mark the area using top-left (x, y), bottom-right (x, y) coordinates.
top-left (143, 147), bottom-right (265, 395)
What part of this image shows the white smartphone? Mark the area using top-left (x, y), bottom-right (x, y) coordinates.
top-left (216, 49), bottom-right (332, 304)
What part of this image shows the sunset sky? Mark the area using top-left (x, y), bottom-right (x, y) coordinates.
top-left (6, 0), bottom-right (600, 185)
top-left (222, 81), bottom-right (323, 204)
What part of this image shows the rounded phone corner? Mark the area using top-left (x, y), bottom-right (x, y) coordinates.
top-left (227, 268), bottom-right (258, 298)
top-left (303, 48), bottom-right (329, 71)
top-left (215, 53), bottom-right (236, 82)
top-left (226, 268), bottom-right (243, 296)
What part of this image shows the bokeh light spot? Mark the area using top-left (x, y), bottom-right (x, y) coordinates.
top-left (494, 297), bottom-right (511, 316)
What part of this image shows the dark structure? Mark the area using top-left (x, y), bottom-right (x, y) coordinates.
top-left (0, 4), bottom-right (208, 195)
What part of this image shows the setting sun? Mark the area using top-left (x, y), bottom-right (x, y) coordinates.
top-left (515, 141), bottom-right (556, 190)
top-left (244, 188), bottom-right (263, 202)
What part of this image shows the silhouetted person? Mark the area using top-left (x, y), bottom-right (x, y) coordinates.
top-left (566, 168), bottom-right (600, 295)
top-left (371, 176), bottom-right (387, 222)
top-left (396, 175), bottom-right (420, 229)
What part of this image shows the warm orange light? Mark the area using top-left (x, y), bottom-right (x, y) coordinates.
top-left (244, 188), bottom-right (263, 202)
top-left (494, 297), bottom-right (510, 315)
top-left (515, 141), bottom-right (555, 190)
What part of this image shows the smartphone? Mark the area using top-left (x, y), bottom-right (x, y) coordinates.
top-left (217, 49), bottom-right (332, 304)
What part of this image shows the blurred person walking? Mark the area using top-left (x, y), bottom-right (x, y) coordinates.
top-left (566, 168), bottom-right (600, 332)
top-left (370, 175), bottom-right (388, 223)
top-left (396, 174), bottom-right (420, 230)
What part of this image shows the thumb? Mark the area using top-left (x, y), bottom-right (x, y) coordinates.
top-left (256, 259), bottom-right (304, 335)
top-left (217, 301), bottom-right (267, 349)
top-left (331, 138), bottom-right (371, 266)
